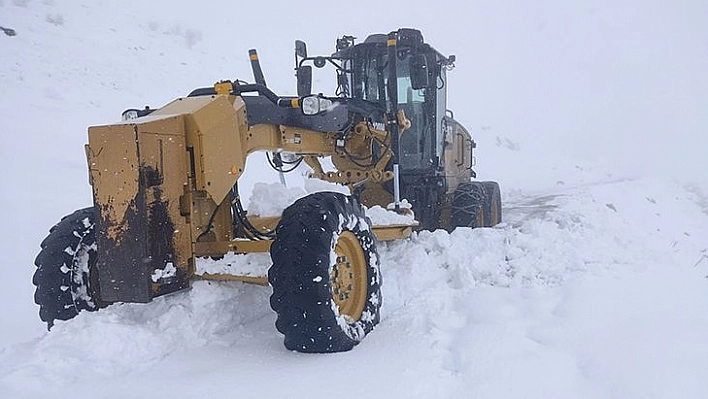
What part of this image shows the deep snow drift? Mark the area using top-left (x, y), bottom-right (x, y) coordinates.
top-left (1, 177), bottom-right (707, 398)
top-left (1, 1), bottom-right (707, 398)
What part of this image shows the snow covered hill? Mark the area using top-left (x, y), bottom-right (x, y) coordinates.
top-left (1, 1), bottom-right (707, 398)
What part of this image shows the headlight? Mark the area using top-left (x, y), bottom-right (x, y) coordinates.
top-left (121, 106), bottom-right (155, 121)
top-left (301, 96), bottom-right (333, 115)
top-left (121, 109), bottom-right (139, 121)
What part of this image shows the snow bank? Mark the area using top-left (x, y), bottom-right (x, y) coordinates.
top-left (2, 177), bottom-right (706, 398)
top-left (376, 177), bottom-right (708, 398)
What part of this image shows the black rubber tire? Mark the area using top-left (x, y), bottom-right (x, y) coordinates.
top-left (481, 181), bottom-right (502, 227)
top-left (33, 207), bottom-right (103, 328)
top-left (450, 182), bottom-right (486, 229)
top-left (268, 192), bottom-right (382, 353)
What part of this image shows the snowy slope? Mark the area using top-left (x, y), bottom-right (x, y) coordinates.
top-left (1, 1), bottom-right (707, 398)
top-left (1, 178), bottom-right (707, 398)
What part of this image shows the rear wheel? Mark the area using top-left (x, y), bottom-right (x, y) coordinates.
top-left (268, 192), bottom-right (382, 353)
top-left (481, 181), bottom-right (502, 227)
top-left (450, 182), bottom-right (486, 229)
top-left (33, 208), bottom-right (106, 328)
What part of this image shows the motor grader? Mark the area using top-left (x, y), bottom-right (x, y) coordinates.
top-left (33, 28), bottom-right (502, 353)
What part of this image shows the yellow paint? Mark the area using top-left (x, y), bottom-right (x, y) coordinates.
top-left (195, 273), bottom-right (269, 286)
top-left (214, 81), bottom-right (232, 95)
top-left (332, 231), bottom-right (367, 320)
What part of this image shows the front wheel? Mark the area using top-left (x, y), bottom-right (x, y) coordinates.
top-left (268, 192), bottom-right (382, 353)
top-left (33, 207), bottom-right (107, 328)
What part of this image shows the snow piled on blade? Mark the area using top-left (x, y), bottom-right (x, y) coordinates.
top-left (196, 253), bottom-right (271, 277)
top-left (246, 181), bottom-right (412, 227)
top-left (246, 180), bottom-right (350, 217)
top-left (366, 203), bottom-right (416, 226)
top-left (246, 182), bottom-right (307, 217)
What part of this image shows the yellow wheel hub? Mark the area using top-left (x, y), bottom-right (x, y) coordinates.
top-left (331, 231), bottom-right (367, 322)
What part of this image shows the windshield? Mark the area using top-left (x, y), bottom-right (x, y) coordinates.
top-left (350, 47), bottom-right (434, 170)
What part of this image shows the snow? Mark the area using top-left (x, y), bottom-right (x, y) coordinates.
top-left (1, 1), bottom-right (708, 398)
top-left (246, 182), bottom-right (308, 217)
top-left (247, 180), bottom-right (349, 217)
top-left (73, 240), bottom-right (96, 305)
top-left (196, 253), bottom-right (270, 277)
top-left (247, 180), bottom-right (412, 227)
top-left (151, 262), bottom-right (177, 283)
top-left (366, 204), bottom-right (416, 226)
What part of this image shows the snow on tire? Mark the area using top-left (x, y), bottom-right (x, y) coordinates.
top-left (33, 207), bottom-right (104, 328)
top-left (268, 192), bottom-right (382, 353)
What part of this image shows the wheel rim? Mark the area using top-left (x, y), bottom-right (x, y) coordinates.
top-left (331, 231), bottom-right (367, 322)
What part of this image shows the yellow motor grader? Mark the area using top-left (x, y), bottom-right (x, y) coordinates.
top-left (33, 28), bottom-right (502, 353)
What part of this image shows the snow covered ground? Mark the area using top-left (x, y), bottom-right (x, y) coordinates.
top-left (1, 1), bottom-right (707, 398)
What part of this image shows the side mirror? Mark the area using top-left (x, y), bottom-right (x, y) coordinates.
top-left (410, 54), bottom-right (429, 90)
top-left (297, 65), bottom-right (313, 97)
top-left (295, 40), bottom-right (308, 58)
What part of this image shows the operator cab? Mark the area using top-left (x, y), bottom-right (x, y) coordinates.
top-left (340, 30), bottom-right (455, 173)
top-left (297, 29), bottom-right (456, 174)
top-left (296, 28), bottom-right (471, 230)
